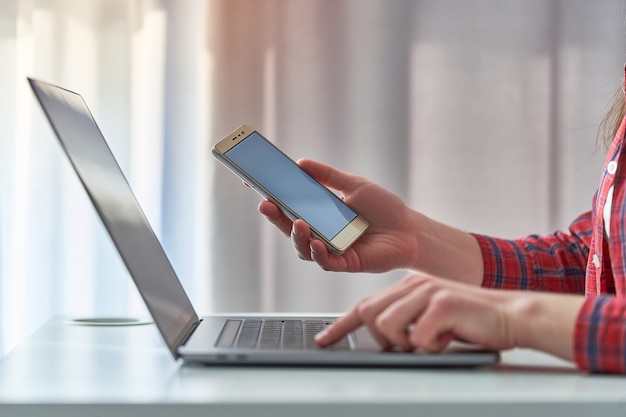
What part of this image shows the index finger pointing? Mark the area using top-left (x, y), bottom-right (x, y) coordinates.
top-left (314, 309), bottom-right (363, 347)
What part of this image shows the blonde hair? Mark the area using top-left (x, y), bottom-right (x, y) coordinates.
top-left (597, 86), bottom-right (626, 151)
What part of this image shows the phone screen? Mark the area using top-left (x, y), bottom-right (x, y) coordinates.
top-left (224, 132), bottom-right (357, 240)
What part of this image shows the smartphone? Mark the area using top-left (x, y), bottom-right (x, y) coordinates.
top-left (212, 125), bottom-right (369, 254)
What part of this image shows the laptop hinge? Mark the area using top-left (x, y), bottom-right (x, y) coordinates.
top-left (180, 318), bottom-right (203, 347)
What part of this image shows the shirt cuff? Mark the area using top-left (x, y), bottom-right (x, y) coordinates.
top-left (470, 233), bottom-right (498, 288)
top-left (574, 295), bottom-right (626, 374)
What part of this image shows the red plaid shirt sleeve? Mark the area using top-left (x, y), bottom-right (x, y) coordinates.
top-left (471, 210), bottom-right (592, 293)
top-left (574, 296), bottom-right (626, 373)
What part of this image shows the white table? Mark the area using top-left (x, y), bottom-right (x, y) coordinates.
top-left (1, 317), bottom-right (625, 417)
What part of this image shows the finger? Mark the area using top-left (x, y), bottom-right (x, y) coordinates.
top-left (408, 291), bottom-right (460, 352)
top-left (258, 200), bottom-right (293, 237)
top-left (315, 309), bottom-right (364, 347)
top-left (309, 239), bottom-right (330, 265)
top-left (357, 277), bottom-right (433, 350)
top-left (297, 159), bottom-right (363, 195)
top-left (291, 219), bottom-right (314, 260)
top-left (317, 277), bottom-right (427, 350)
top-left (373, 281), bottom-right (435, 351)
top-left (309, 239), bottom-right (354, 273)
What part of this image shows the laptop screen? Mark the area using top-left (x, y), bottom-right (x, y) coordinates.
top-left (28, 78), bottom-right (198, 358)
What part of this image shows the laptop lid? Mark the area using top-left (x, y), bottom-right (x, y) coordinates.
top-left (28, 78), bottom-right (198, 359)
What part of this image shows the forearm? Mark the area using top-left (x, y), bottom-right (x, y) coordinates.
top-left (409, 211), bottom-right (484, 286)
top-left (508, 292), bottom-right (585, 361)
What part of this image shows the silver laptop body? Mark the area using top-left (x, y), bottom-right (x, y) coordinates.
top-left (28, 77), bottom-right (499, 367)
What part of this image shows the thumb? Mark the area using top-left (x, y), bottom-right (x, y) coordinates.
top-left (297, 158), bottom-right (362, 194)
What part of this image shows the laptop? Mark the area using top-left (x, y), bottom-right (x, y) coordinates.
top-left (28, 77), bottom-right (499, 367)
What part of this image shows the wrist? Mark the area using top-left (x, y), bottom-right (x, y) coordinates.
top-left (506, 293), bottom-right (584, 361)
top-left (410, 213), bottom-right (484, 286)
top-left (506, 294), bottom-right (541, 350)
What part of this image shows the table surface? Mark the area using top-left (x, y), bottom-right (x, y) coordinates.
top-left (1, 316), bottom-right (626, 417)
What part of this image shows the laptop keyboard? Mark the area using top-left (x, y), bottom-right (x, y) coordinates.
top-left (218, 319), bottom-right (351, 351)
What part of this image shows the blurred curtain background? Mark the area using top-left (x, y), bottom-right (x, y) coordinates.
top-left (0, 0), bottom-right (624, 357)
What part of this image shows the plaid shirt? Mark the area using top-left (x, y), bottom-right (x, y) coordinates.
top-left (472, 92), bottom-right (626, 374)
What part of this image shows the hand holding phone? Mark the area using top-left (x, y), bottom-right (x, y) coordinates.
top-left (212, 125), bottom-right (369, 254)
